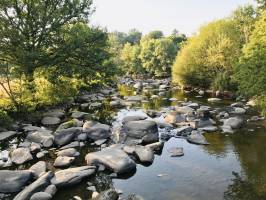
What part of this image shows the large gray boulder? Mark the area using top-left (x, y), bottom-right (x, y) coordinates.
top-left (83, 122), bottom-right (111, 141)
top-left (26, 131), bottom-right (54, 148)
top-left (56, 148), bottom-right (80, 157)
top-left (187, 131), bottom-right (209, 145)
top-left (54, 156), bottom-right (75, 167)
top-left (123, 145), bottom-right (154, 163)
top-left (51, 166), bottom-right (96, 187)
top-left (0, 131), bottom-right (17, 141)
top-left (123, 120), bottom-right (159, 144)
top-left (30, 192), bottom-right (52, 200)
top-left (122, 116), bottom-right (147, 124)
top-left (0, 170), bottom-right (33, 193)
top-left (41, 117), bottom-right (61, 126)
top-left (11, 148), bottom-right (33, 165)
top-left (85, 147), bottom-right (136, 174)
top-left (14, 172), bottom-right (53, 200)
top-left (223, 117), bottom-right (244, 129)
top-left (164, 112), bottom-right (186, 124)
top-left (29, 161), bottom-right (47, 178)
top-left (54, 127), bottom-right (82, 146)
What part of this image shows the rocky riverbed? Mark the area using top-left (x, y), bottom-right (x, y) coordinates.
top-left (0, 78), bottom-right (265, 200)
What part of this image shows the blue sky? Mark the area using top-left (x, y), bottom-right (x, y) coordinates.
top-left (91, 0), bottom-right (256, 35)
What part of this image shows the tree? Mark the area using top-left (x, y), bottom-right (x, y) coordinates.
top-left (172, 19), bottom-right (242, 89)
top-left (126, 29), bottom-right (142, 45)
top-left (256, 0), bottom-right (266, 13)
top-left (140, 37), bottom-right (177, 77)
top-left (120, 43), bottom-right (144, 75)
top-left (235, 11), bottom-right (266, 98)
top-left (146, 30), bottom-right (164, 39)
top-left (0, 0), bottom-right (93, 83)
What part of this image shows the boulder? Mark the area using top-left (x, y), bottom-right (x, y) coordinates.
top-left (223, 117), bottom-right (244, 129)
top-left (54, 127), bottom-right (82, 146)
top-left (30, 192), bottom-right (52, 200)
top-left (51, 166), bottom-right (96, 187)
top-left (167, 147), bottom-right (184, 157)
top-left (43, 109), bottom-right (65, 118)
top-left (123, 120), bottom-right (159, 144)
top-left (0, 131), bottom-right (17, 141)
top-left (13, 172), bottom-right (54, 200)
top-left (56, 119), bottom-right (81, 131)
top-left (207, 98), bottom-right (222, 103)
top-left (54, 156), bottom-right (75, 167)
top-left (164, 112), bottom-right (186, 124)
top-left (145, 141), bottom-right (164, 151)
top-left (26, 131), bottom-right (54, 147)
top-left (175, 106), bottom-right (194, 115)
top-left (56, 148), bottom-right (80, 157)
top-left (44, 185), bottom-right (57, 196)
top-left (71, 111), bottom-right (89, 119)
top-left (85, 147), bottom-right (136, 174)
top-left (0, 170), bottom-right (33, 193)
top-left (187, 131), bottom-right (209, 145)
top-left (133, 145), bottom-right (154, 163)
top-left (233, 107), bottom-right (246, 114)
top-left (83, 122), bottom-right (111, 141)
top-left (41, 117), bottom-right (61, 126)
top-left (29, 161), bottom-right (47, 178)
top-left (122, 116), bottom-right (147, 124)
top-left (11, 148), bottom-right (33, 165)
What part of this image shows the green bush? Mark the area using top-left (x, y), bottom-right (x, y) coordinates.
top-left (0, 109), bottom-right (12, 128)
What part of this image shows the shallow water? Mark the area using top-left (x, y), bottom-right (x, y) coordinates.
top-left (2, 85), bottom-right (266, 200)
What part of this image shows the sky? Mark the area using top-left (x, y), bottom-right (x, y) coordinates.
top-left (91, 0), bottom-right (256, 36)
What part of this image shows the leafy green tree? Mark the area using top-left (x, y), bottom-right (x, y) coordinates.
top-left (172, 19), bottom-right (242, 89)
top-left (146, 30), bottom-right (164, 39)
top-left (235, 11), bottom-right (266, 98)
top-left (256, 0), bottom-right (266, 13)
top-left (140, 37), bottom-right (177, 77)
top-left (127, 29), bottom-right (142, 45)
top-left (120, 43), bottom-right (144, 75)
top-left (0, 0), bottom-right (93, 82)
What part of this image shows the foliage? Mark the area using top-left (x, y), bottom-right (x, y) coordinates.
top-left (146, 30), bottom-right (164, 39)
top-left (172, 19), bottom-right (242, 90)
top-left (0, 109), bottom-right (12, 128)
top-left (235, 11), bottom-right (266, 115)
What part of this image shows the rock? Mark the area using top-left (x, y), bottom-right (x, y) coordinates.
top-left (231, 102), bottom-right (244, 107)
top-left (145, 141), bottom-right (164, 151)
top-left (198, 126), bottom-right (218, 132)
top-left (43, 109), bottom-right (65, 118)
top-left (172, 126), bottom-right (193, 136)
top-left (164, 112), bottom-right (186, 124)
top-left (123, 120), bottom-right (159, 144)
top-left (187, 131), bottom-right (209, 145)
top-left (169, 98), bottom-right (177, 101)
top-left (71, 111), bottom-right (90, 119)
top-left (36, 151), bottom-right (48, 159)
top-left (94, 189), bottom-right (119, 200)
top-left (59, 141), bottom-right (80, 150)
top-left (85, 146), bottom-right (136, 174)
top-left (0, 170), bottom-right (33, 193)
top-left (83, 123), bottom-right (111, 141)
top-left (87, 186), bottom-right (96, 192)
top-left (30, 143), bottom-right (41, 153)
top-left (198, 118), bottom-right (216, 128)
top-left (54, 156), bottom-right (75, 167)
top-left (207, 98), bottom-right (222, 103)
top-left (187, 103), bottom-right (199, 109)
top-left (23, 125), bottom-right (46, 133)
top-left (56, 120), bottom-right (80, 131)
top-left (13, 172), bottom-right (53, 200)
top-left (29, 161), bottom-right (47, 178)
top-left (0, 131), bottom-right (17, 141)
top-left (90, 102), bottom-right (102, 109)
top-left (77, 133), bottom-right (87, 141)
top-left (198, 90), bottom-right (205, 96)
top-left (133, 145), bottom-right (154, 163)
top-left (249, 116), bottom-right (265, 122)
top-left (26, 131), bottom-right (54, 147)
top-left (175, 106), bottom-right (194, 115)
top-left (56, 148), bottom-right (80, 157)
top-left (122, 116), bottom-right (147, 124)
top-left (233, 107), bottom-right (246, 114)
top-left (223, 117), bottom-right (244, 129)
top-left (54, 127), bottom-right (82, 146)
top-left (51, 166), bottom-right (96, 187)
top-left (168, 147), bottom-right (184, 157)
top-left (221, 125), bottom-right (234, 133)
top-left (41, 117), bottom-right (61, 126)
top-left (133, 82), bottom-right (142, 89)
top-left (73, 195), bottom-right (82, 200)
top-left (92, 192), bottom-right (100, 199)
top-left (44, 185), bottom-right (57, 196)
top-left (11, 148), bottom-right (33, 165)
top-left (30, 192), bottom-right (52, 200)
top-left (95, 139), bottom-right (107, 146)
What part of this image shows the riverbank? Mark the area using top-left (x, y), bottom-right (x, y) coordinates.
top-left (0, 78), bottom-right (265, 200)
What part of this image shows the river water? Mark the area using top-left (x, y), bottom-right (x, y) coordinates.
top-left (2, 84), bottom-right (266, 200)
